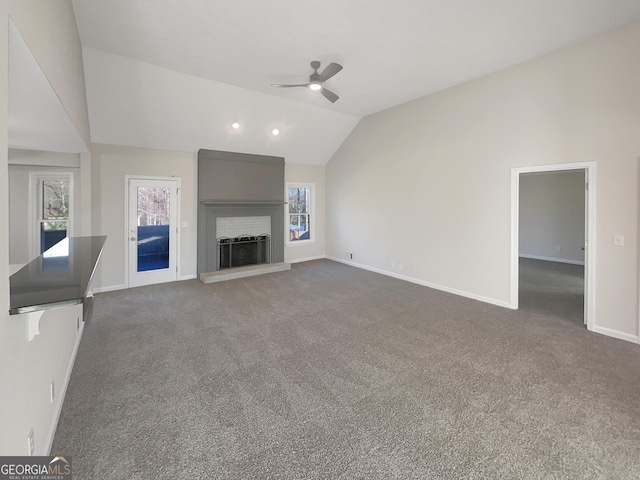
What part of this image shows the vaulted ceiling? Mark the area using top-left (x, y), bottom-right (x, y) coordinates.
top-left (10, 1), bottom-right (640, 162)
top-left (72, 0), bottom-right (640, 116)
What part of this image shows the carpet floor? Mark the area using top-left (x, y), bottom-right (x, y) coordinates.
top-left (519, 257), bottom-right (585, 327)
top-left (52, 260), bottom-right (640, 479)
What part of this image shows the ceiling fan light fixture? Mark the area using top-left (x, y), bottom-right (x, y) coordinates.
top-left (271, 61), bottom-right (343, 103)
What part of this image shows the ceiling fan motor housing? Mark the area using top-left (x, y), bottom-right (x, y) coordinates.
top-left (271, 60), bottom-right (342, 102)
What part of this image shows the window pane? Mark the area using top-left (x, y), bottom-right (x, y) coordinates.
top-left (289, 215), bottom-right (300, 241)
top-left (288, 188), bottom-right (300, 213)
top-left (42, 221), bottom-right (68, 231)
top-left (40, 221), bottom-right (67, 253)
top-left (299, 188), bottom-right (307, 213)
top-left (42, 180), bottom-right (70, 220)
top-left (137, 187), bottom-right (170, 272)
top-left (137, 187), bottom-right (170, 226)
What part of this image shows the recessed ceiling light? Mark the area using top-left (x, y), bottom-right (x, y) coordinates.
top-left (231, 121), bottom-right (240, 129)
top-left (271, 128), bottom-right (280, 136)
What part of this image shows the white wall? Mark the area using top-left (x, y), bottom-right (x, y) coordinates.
top-left (0, 0), bottom-right (11, 453)
top-left (10, 0), bottom-right (90, 148)
top-left (82, 47), bottom-right (360, 166)
top-left (519, 170), bottom-right (585, 264)
top-left (91, 143), bottom-right (198, 291)
top-left (1, 1), bottom-right (91, 454)
top-left (326, 22), bottom-right (640, 340)
top-left (284, 163), bottom-right (326, 263)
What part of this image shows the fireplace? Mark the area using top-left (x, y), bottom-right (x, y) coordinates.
top-left (197, 149), bottom-right (286, 276)
top-left (214, 215), bottom-right (273, 270)
top-left (198, 202), bottom-right (285, 274)
top-left (217, 234), bottom-right (270, 269)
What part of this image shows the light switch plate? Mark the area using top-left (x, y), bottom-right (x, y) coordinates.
top-left (613, 235), bottom-right (624, 246)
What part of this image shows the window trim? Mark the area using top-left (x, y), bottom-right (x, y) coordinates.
top-left (286, 182), bottom-right (315, 245)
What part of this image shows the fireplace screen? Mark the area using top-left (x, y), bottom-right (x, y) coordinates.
top-left (217, 234), bottom-right (270, 270)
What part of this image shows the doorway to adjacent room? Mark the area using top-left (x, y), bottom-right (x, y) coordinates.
top-left (511, 162), bottom-right (595, 331)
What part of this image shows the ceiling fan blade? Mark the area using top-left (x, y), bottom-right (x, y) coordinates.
top-left (317, 63), bottom-right (343, 82)
top-left (271, 83), bottom-right (310, 88)
top-left (321, 87), bottom-right (339, 103)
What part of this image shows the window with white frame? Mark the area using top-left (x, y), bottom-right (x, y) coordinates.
top-left (287, 183), bottom-right (313, 243)
top-left (32, 173), bottom-right (73, 255)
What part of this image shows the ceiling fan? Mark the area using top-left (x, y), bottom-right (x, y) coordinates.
top-left (271, 61), bottom-right (343, 103)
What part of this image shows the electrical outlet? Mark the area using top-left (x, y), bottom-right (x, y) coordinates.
top-left (399, 263), bottom-right (404, 271)
top-left (346, 252), bottom-right (353, 260)
top-left (27, 429), bottom-right (34, 456)
top-left (555, 245), bottom-right (561, 252)
top-left (50, 381), bottom-right (55, 403)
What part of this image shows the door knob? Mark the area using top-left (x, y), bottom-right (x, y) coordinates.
top-left (130, 237), bottom-right (136, 241)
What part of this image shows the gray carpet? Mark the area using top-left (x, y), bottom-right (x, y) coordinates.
top-left (519, 257), bottom-right (585, 327)
top-left (52, 260), bottom-right (640, 479)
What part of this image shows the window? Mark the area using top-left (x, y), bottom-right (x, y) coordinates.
top-left (287, 184), bottom-right (313, 243)
top-left (32, 173), bottom-right (73, 255)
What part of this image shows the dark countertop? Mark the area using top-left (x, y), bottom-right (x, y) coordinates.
top-left (9, 236), bottom-right (107, 315)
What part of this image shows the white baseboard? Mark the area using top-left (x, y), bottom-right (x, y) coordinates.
top-left (592, 325), bottom-right (639, 344)
top-left (95, 274), bottom-right (198, 293)
top-left (45, 316), bottom-right (85, 454)
top-left (93, 283), bottom-right (126, 294)
top-left (326, 257), bottom-right (512, 309)
top-left (519, 254), bottom-right (584, 266)
top-left (287, 255), bottom-right (327, 264)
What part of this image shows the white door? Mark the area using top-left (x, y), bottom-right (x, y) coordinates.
top-left (128, 178), bottom-right (179, 287)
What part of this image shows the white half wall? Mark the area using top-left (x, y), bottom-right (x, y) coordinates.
top-left (91, 143), bottom-right (197, 290)
top-left (326, 22), bottom-right (640, 340)
top-left (285, 163), bottom-right (326, 263)
top-left (519, 170), bottom-right (585, 264)
top-left (0, 0), bottom-right (11, 454)
top-left (82, 47), bottom-right (360, 166)
top-left (1, 0), bottom-right (91, 455)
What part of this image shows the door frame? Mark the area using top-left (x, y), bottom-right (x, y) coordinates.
top-left (510, 162), bottom-right (596, 331)
top-left (124, 175), bottom-right (181, 289)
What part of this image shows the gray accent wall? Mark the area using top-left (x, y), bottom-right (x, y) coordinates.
top-left (197, 149), bottom-right (285, 274)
